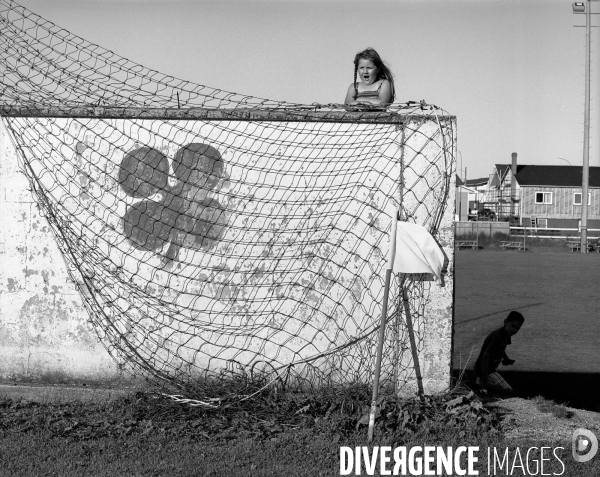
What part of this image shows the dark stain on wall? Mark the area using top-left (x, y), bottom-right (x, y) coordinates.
top-left (119, 143), bottom-right (229, 264)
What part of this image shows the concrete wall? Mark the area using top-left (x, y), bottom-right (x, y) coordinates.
top-left (1, 114), bottom-right (456, 394)
top-left (0, 119), bottom-right (124, 383)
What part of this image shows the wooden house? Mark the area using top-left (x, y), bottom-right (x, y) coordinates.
top-left (484, 163), bottom-right (519, 219)
top-left (455, 175), bottom-right (491, 221)
top-left (489, 162), bottom-right (600, 228)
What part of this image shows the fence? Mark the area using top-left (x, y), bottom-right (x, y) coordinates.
top-left (455, 221), bottom-right (510, 236)
top-left (0, 0), bottom-right (459, 397)
top-left (509, 227), bottom-right (600, 239)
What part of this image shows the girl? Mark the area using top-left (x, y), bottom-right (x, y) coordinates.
top-left (344, 48), bottom-right (395, 107)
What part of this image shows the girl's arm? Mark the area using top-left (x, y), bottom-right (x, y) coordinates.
top-left (344, 83), bottom-right (357, 105)
top-left (345, 80), bottom-right (393, 107)
top-left (377, 79), bottom-right (393, 106)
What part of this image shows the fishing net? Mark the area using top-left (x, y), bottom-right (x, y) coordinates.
top-left (0, 0), bottom-right (455, 394)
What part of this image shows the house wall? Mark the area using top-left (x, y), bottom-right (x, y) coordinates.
top-left (520, 186), bottom-right (600, 220)
top-left (487, 168), bottom-right (521, 216)
top-left (474, 184), bottom-right (489, 204)
top-left (520, 217), bottom-right (600, 233)
top-left (455, 188), bottom-right (469, 221)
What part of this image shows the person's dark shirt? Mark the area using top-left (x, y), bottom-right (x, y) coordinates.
top-left (474, 326), bottom-right (511, 378)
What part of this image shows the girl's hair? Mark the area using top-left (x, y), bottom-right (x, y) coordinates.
top-left (353, 47), bottom-right (395, 103)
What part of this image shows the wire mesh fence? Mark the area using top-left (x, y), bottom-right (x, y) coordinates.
top-left (1, 0), bottom-right (456, 398)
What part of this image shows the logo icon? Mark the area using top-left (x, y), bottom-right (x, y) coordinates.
top-left (572, 428), bottom-right (598, 463)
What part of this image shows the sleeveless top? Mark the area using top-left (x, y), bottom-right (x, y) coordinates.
top-left (355, 81), bottom-right (382, 100)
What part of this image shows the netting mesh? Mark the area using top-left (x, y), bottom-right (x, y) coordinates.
top-left (1, 0), bottom-right (455, 393)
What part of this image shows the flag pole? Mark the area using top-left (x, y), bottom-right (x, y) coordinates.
top-left (402, 287), bottom-right (425, 399)
top-left (367, 208), bottom-right (399, 443)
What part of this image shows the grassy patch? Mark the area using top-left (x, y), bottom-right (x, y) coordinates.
top-left (2, 387), bottom-right (598, 476)
top-left (453, 252), bottom-right (600, 375)
top-left (533, 396), bottom-right (575, 419)
top-left (456, 231), bottom-right (510, 248)
top-left (453, 251), bottom-right (600, 412)
top-left (0, 386), bottom-right (495, 476)
top-left (0, 384), bottom-right (498, 444)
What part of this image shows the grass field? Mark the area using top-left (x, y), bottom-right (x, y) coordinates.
top-left (453, 249), bottom-right (600, 373)
top-left (3, 388), bottom-right (596, 477)
top-left (453, 249), bottom-right (600, 410)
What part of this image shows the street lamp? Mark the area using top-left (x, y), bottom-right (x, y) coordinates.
top-left (572, 1), bottom-right (595, 253)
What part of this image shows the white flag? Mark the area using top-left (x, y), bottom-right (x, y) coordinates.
top-left (391, 221), bottom-right (445, 284)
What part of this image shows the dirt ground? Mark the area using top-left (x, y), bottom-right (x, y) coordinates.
top-left (490, 397), bottom-right (600, 441)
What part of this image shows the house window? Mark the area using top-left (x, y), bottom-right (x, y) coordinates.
top-left (573, 192), bottom-right (591, 205)
top-left (535, 192), bottom-right (552, 204)
top-left (530, 218), bottom-right (547, 228)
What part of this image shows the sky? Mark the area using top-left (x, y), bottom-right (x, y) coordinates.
top-left (14, 0), bottom-right (600, 180)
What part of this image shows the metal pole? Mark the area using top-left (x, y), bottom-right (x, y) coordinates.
top-left (367, 209), bottom-right (399, 443)
top-left (580, 0), bottom-right (591, 253)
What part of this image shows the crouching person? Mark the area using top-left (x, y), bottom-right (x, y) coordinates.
top-left (475, 311), bottom-right (524, 395)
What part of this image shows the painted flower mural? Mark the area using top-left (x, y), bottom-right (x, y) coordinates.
top-left (119, 143), bottom-right (229, 264)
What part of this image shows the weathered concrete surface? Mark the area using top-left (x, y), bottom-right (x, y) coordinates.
top-left (0, 118), bottom-right (126, 383)
top-left (398, 119), bottom-right (455, 395)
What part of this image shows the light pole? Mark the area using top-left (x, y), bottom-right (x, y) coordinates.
top-left (572, 1), bottom-right (596, 252)
top-left (457, 150), bottom-right (467, 182)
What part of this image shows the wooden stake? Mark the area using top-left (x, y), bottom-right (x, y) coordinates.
top-left (367, 209), bottom-right (399, 443)
top-left (402, 287), bottom-right (424, 399)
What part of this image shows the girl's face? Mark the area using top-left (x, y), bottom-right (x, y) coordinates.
top-left (357, 58), bottom-right (379, 85)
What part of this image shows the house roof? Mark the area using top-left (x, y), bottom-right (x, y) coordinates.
top-left (495, 164), bottom-right (600, 187)
top-left (456, 176), bottom-right (487, 187)
top-left (495, 164), bottom-right (511, 182)
top-left (465, 177), bottom-right (488, 187)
